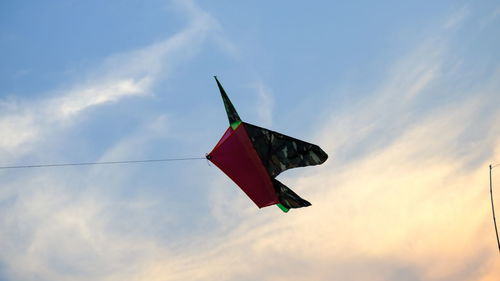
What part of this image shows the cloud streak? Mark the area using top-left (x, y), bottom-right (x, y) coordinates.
top-left (1, 3), bottom-right (499, 281)
top-left (0, 0), bottom-right (215, 153)
top-left (0, 1), bottom-right (219, 280)
top-left (252, 81), bottom-right (274, 127)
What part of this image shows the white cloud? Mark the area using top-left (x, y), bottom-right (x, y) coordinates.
top-left (0, 1), bottom-right (216, 154)
top-left (0, 1), bottom-right (219, 280)
top-left (253, 81), bottom-right (274, 127)
top-left (55, 77), bottom-right (151, 118)
top-left (480, 4), bottom-right (500, 28)
top-left (0, 112), bottom-right (38, 150)
top-left (444, 6), bottom-right (469, 29)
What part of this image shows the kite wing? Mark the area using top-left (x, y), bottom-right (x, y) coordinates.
top-left (243, 122), bottom-right (328, 178)
top-left (207, 77), bottom-right (328, 212)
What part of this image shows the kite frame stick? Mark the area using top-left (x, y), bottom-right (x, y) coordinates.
top-left (490, 164), bottom-right (500, 254)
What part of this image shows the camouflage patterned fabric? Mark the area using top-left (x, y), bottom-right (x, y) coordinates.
top-left (243, 122), bottom-right (328, 177)
top-left (244, 122), bottom-right (328, 209)
top-left (272, 179), bottom-right (311, 209)
top-left (214, 76), bottom-right (241, 127)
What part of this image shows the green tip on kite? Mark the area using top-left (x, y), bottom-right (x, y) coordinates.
top-left (230, 120), bottom-right (242, 130)
top-left (277, 203), bottom-right (289, 213)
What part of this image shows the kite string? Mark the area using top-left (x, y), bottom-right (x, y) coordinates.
top-left (490, 164), bottom-right (500, 254)
top-left (0, 157), bottom-right (206, 170)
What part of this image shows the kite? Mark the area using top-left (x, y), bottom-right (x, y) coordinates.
top-left (206, 77), bottom-right (328, 212)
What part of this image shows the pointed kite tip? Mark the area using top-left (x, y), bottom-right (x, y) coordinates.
top-left (214, 76), bottom-right (222, 86)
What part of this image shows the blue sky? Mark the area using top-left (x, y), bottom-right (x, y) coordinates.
top-left (1, 1), bottom-right (500, 280)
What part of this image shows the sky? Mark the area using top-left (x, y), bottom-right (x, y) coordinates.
top-left (1, 0), bottom-right (500, 280)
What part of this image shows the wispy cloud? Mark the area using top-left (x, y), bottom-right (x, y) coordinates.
top-left (54, 77), bottom-right (151, 117)
top-left (0, 1), bottom-right (215, 154)
top-left (480, 4), bottom-right (500, 28)
top-left (0, 1), bottom-right (219, 280)
top-left (444, 6), bottom-right (470, 29)
top-left (1, 3), bottom-right (500, 281)
top-left (252, 81), bottom-right (274, 127)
